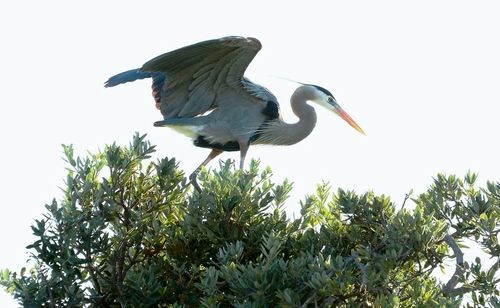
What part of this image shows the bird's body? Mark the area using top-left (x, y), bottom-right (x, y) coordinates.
top-left (105, 36), bottom-right (364, 190)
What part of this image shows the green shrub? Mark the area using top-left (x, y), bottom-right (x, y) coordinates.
top-left (2, 134), bottom-right (499, 307)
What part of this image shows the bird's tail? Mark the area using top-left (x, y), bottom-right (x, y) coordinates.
top-left (104, 69), bottom-right (154, 87)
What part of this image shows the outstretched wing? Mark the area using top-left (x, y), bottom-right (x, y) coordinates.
top-left (141, 36), bottom-right (268, 119)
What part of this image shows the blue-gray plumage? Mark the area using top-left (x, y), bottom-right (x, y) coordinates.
top-left (105, 36), bottom-right (365, 191)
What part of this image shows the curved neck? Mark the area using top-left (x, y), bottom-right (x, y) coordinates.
top-left (257, 86), bottom-right (317, 146)
top-left (288, 86), bottom-right (317, 143)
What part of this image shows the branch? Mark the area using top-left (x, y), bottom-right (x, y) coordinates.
top-left (443, 258), bottom-right (500, 297)
top-left (400, 190), bottom-right (412, 210)
top-left (442, 234), bottom-right (465, 296)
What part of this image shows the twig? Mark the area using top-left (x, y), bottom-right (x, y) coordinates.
top-left (301, 293), bottom-right (316, 308)
top-left (39, 268), bottom-right (56, 308)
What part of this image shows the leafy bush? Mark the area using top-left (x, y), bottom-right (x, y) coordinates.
top-left (1, 134), bottom-right (499, 307)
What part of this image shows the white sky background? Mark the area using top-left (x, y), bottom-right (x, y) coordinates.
top-left (1, 0), bottom-right (500, 305)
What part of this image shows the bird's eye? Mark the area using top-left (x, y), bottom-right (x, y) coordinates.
top-left (327, 97), bottom-right (334, 103)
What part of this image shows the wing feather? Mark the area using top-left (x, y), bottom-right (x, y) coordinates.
top-left (141, 36), bottom-right (265, 119)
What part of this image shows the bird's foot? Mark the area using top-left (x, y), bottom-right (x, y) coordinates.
top-left (189, 171), bottom-right (202, 193)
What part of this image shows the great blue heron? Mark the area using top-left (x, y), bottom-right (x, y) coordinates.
top-left (105, 36), bottom-right (365, 191)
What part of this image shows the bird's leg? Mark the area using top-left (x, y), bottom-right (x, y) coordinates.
top-left (238, 142), bottom-right (249, 170)
top-left (189, 149), bottom-right (222, 192)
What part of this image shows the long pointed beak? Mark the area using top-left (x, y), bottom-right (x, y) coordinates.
top-left (334, 105), bottom-right (366, 135)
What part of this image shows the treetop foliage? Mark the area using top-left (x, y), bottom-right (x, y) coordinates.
top-left (1, 134), bottom-right (499, 307)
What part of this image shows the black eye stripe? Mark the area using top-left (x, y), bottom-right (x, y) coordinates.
top-left (311, 84), bottom-right (332, 96)
top-left (307, 84), bottom-right (335, 100)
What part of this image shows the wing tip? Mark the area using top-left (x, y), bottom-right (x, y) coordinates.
top-left (220, 36), bottom-right (261, 49)
top-left (104, 69), bottom-right (151, 88)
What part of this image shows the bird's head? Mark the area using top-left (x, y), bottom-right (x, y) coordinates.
top-left (307, 84), bottom-right (365, 135)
